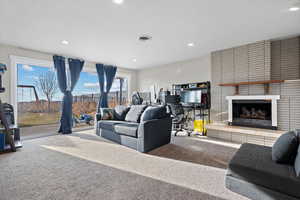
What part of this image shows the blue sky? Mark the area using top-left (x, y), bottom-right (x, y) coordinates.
top-left (17, 64), bottom-right (126, 102)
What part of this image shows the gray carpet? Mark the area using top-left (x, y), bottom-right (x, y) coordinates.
top-left (0, 130), bottom-right (248, 200)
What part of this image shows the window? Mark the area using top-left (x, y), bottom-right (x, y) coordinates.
top-left (71, 71), bottom-right (128, 126)
top-left (17, 64), bottom-right (61, 128)
top-left (14, 57), bottom-right (128, 137)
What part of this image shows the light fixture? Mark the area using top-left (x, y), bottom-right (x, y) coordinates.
top-left (61, 40), bottom-right (69, 45)
top-left (132, 58), bottom-right (137, 62)
top-left (187, 43), bottom-right (195, 47)
top-left (113, 0), bottom-right (124, 5)
top-left (139, 35), bottom-right (152, 42)
top-left (289, 6), bottom-right (300, 11)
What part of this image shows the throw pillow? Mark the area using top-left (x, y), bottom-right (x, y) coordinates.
top-left (272, 130), bottom-right (299, 164)
top-left (114, 105), bottom-right (130, 121)
top-left (140, 106), bottom-right (168, 122)
top-left (125, 105), bottom-right (147, 123)
top-left (100, 108), bottom-right (114, 120)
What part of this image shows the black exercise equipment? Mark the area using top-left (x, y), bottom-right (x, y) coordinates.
top-left (0, 63), bottom-right (22, 152)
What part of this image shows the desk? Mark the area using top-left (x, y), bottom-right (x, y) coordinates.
top-left (182, 104), bottom-right (210, 135)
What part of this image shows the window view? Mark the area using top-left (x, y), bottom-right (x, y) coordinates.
top-left (17, 64), bottom-right (128, 137)
top-left (17, 64), bottom-right (60, 128)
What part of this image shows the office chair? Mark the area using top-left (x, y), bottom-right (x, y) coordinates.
top-left (167, 103), bottom-right (190, 136)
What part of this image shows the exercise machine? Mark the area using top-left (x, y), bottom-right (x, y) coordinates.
top-left (0, 63), bottom-right (22, 152)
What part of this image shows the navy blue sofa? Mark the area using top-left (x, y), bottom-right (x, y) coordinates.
top-left (95, 105), bottom-right (172, 153)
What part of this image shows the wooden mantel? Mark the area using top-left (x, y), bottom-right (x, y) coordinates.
top-left (219, 80), bottom-right (284, 95)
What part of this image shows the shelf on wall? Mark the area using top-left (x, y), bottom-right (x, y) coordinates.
top-left (218, 80), bottom-right (285, 95)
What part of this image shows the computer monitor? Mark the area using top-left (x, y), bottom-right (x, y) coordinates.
top-left (180, 90), bottom-right (202, 104)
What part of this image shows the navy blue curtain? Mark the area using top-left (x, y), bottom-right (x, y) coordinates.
top-left (103, 65), bottom-right (117, 107)
top-left (53, 56), bottom-right (84, 134)
top-left (96, 64), bottom-right (105, 112)
top-left (95, 64), bottom-right (117, 110)
top-left (69, 58), bottom-right (84, 91)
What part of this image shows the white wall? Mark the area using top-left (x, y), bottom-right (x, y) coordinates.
top-left (137, 54), bottom-right (211, 92)
top-left (0, 43), bottom-right (137, 104)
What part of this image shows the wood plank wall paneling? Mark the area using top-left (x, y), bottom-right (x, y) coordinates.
top-left (211, 51), bottom-right (222, 122)
top-left (271, 37), bottom-right (300, 80)
top-left (211, 37), bottom-right (300, 131)
top-left (234, 45), bottom-right (249, 95)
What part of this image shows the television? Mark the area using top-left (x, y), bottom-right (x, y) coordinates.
top-left (180, 90), bottom-right (202, 104)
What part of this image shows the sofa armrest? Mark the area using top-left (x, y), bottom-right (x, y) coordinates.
top-left (95, 113), bottom-right (102, 122)
top-left (137, 117), bottom-right (172, 152)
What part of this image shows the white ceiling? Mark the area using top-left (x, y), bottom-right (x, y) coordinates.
top-left (0, 0), bottom-right (300, 69)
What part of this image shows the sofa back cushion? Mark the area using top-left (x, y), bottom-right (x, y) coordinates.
top-left (140, 106), bottom-right (168, 122)
top-left (114, 105), bottom-right (130, 121)
top-left (125, 105), bottom-right (147, 123)
top-left (272, 130), bottom-right (299, 164)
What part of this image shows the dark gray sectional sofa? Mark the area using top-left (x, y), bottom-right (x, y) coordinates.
top-left (226, 143), bottom-right (300, 200)
top-left (95, 105), bottom-right (172, 153)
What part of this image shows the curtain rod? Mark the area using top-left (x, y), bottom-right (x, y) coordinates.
top-left (17, 45), bottom-right (118, 67)
top-left (54, 54), bottom-right (118, 67)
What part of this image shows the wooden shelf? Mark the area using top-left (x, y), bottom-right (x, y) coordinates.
top-left (219, 80), bottom-right (284, 86)
top-left (219, 80), bottom-right (284, 95)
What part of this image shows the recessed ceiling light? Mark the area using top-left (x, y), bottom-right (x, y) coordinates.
top-left (187, 43), bottom-right (195, 47)
top-left (289, 7), bottom-right (300, 11)
top-left (113, 0), bottom-right (124, 5)
top-left (132, 58), bottom-right (137, 62)
top-left (61, 40), bottom-right (69, 45)
top-left (139, 35), bottom-right (152, 42)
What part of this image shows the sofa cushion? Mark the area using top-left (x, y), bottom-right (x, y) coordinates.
top-left (140, 106), bottom-right (168, 122)
top-left (272, 130), bottom-right (299, 164)
top-left (125, 105), bottom-right (147, 123)
top-left (114, 123), bottom-right (139, 138)
top-left (114, 105), bottom-right (130, 121)
top-left (98, 120), bottom-right (120, 131)
top-left (98, 120), bottom-right (131, 131)
top-left (228, 143), bottom-right (300, 198)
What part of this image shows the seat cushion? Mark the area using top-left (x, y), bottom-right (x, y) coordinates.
top-left (98, 120), bottom-right (120, 131)
top-left (114, 105), bottom-right (130, 121)
top-left (227, 143), bottom-right (300, 198)
top-left (272, 130), bottom-right (299, 164)
top-left (125, 105), bottom-right (147, 123)
top-left (98, 120), bottom-right (132, 131)
top-left (114, 123), bottom-right (139, 138)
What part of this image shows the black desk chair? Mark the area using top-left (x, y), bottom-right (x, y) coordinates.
top-left (167, 103), bottom-right (189, 136)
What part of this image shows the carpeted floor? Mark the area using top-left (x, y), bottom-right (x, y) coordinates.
top-left (0, 130), bottom-right (248, 200)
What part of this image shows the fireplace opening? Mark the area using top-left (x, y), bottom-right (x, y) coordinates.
top-left (231, 100), bottom-right (275, 129)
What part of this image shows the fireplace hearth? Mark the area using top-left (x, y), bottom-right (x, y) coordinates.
top-left (226, 95), bottom-right (280, 130)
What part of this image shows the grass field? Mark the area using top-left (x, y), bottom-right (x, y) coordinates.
top-left (18, 112), bottom-right (61, 127)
